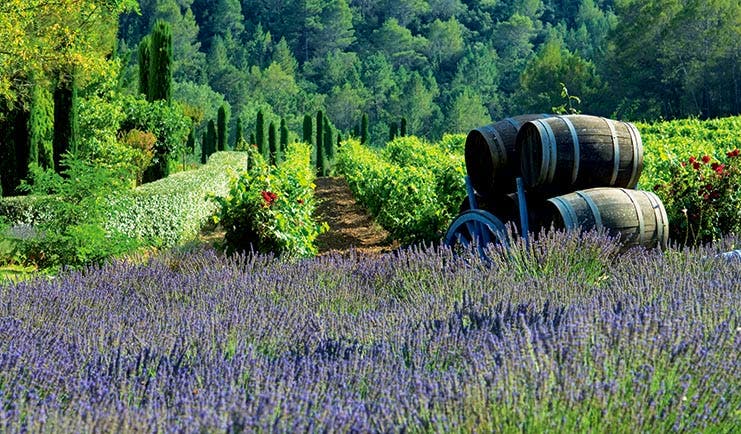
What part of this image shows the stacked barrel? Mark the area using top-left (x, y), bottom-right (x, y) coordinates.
top-left (463, 114), bottom-right (669, 250)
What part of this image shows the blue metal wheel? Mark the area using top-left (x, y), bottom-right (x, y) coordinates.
top-left (444, 209), bottom-right (509, 260)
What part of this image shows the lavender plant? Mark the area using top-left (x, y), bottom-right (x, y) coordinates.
top-left (0, 231), bottom-right (737, 432)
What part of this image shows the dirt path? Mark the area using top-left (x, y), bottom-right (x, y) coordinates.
top-left (313, 177), bottom-right (398, 256)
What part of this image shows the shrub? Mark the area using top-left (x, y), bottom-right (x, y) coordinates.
top-left (213, 143), bottom-right (326, 257)
top-left (653, 150), bottom-right (741, 244)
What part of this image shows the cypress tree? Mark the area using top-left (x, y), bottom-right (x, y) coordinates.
top-left (207, 120), bottom-right (217, 159)
top-left (249, 132), bottom-right (256, 146)
top-left (201, 131), bottom-right (208, 164)
top-left (53, 72), bottom-right (79, 173)
top-left (323, 120), bottom-right (332, 176)
top-left (302, 114), bottom-right (312, 145)
top-left (315, 110), bottom-right (324, 176)
top-left (361, 113), bottom-right (368, 145)
top-left (389, 122), bottom-right (398, 142)
top-left (217, 104), bottom-right (228, 151)
top-left (138, 36), bottom-right (151, 97)
top-left (234, 116), bottom-right (243, 149)
top-left (268, 121), bottom-right (277, 165)
top-left (29, 82), bottom-right (54, 170)
top-left (256, 110), bottom-right (266, 160)
top-left (279, 118), bottom-right (288, 164)
top-left (400, 117), bottom-right (407, 137)
top-left (148, 20), bottom-right (173, 103)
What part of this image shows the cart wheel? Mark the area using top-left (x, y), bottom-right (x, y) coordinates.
top-left (444, 209), bottom-right (509, 260)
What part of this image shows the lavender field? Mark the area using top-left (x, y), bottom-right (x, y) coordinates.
top-left (0, 231), bottom-right (738, 432)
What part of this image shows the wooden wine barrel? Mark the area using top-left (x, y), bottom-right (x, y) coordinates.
top-left (544, 188), bottom-right (668, 250)
top-left (465, 114), bottom-right (551, 196)
top-left (518, 115), bottom-right (643, 195)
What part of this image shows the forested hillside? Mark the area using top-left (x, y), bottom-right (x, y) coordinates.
top-left (115, 0), bottom-right (740, 145)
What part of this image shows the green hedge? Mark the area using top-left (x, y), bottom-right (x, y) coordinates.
top-left (106, 152), bottom-right (247, 247)
top-left (0, 151), bottom-right (248, 248)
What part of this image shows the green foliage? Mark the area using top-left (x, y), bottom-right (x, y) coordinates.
top-left (148, 19), bottom-right (173, 103)
top-left (279, 118), bottom-right (288, 161)
top-left (337, 138), bottom-right (465, 244)
top-left (268, 121), bottom-right (277, 165)
top-left (28, 82), bottom-right (54, 170)
top-left (217, 104), bottom-right (229, 151)
top-left (389, 122), bottom-right (398, 141)
top-left (639, 116), bottom-right (741, 244)
top-left (400, 117), bottom-right (407, 137)
top-left (213, 144), bottom-right (327, 257)
top-left (323, 118), bottom-right (333, 176)
top-left (121, 95), bottom-right (189, 182)
top-left (206, 120), bottom-right (217, 161)
top-left (5, 155), bottom-right (138, 270)
top-left (186, 126), bottom-right (196, 154)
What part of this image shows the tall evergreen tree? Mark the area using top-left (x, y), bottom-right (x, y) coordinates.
top-left (201, 131), bottom-right (208, 164)
top-left (148, 20), bottom-right (173, 103)
top-left (234, 116), bottom-right (243, 148)
top-left (268, 121), bottom-right (277, 165)
top-left (400, 117), bottom-right (407, 137)
top-left (323, 119), bottom-right (332, 176)
top-left (256, 110), bottom-right (266, 160)
top-left (217, 104), bottom-right (228, 151)
top-left (249, 132), bottom-right (256, 146)
top-left (389, 121), bottom-right (398, 142)
top-left (206, 119), bottom-right (217, 159)
top-left (53, 72), bottom-right (79, 173)
top-left (279, 118), bottom-right (288, 164)
top-left (303, 114), bottom-right (313, 144)
top-left (138, 35), bottom-right (151, 97)
top-left (186, 126), bottom-right (196, 154)
top-left (28, 82), bottom-right (54, 170)
top-left (361, 113), bottom-right (369, 145)
top-left (316, 110), bottom-right (324, 176)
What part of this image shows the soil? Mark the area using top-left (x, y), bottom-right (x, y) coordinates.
top-left (313, 176), bottom-right (399, 256)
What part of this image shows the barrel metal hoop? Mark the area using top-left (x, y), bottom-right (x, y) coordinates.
top-left (603, 118), bottom-right (620, 185)
top-left (542, 119), bottom-right (558, 184)
top-left (505, 117), bottom-right (521, 130)
top-left (532, 119), bottom-right (552, 185)
top-left (575, 191), bottom-right (603, 229)
top-left (562, 116), bottom-right (580, 184)
top-left (627, 122), bottom-right (643, 188)
top-left (626, 122), bottom-right (643, 188)
top-left (646, 191), bottom-right (668, 248)
top-left (621, 188), bottom-right (644, 246)
top-left (549, 197), bottom-right (578, 230)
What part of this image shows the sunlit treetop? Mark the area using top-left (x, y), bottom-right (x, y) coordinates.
top-left (0, 0), bottom-right (139, 107)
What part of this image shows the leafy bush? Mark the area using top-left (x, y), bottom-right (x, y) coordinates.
top-left (1, 156), bottom-right (138, 270)
top-left (212, 143), bottom-right (326, 257)
top-left (639, 116), bottom-right (741, 244)
top-left (653, 150), bottom-right (741, 244)
top-left (337, 138), bottom-right (465, 244)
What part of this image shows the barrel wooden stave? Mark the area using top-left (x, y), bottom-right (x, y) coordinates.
top-left (465, 114), bottom-right (551, 196)
top-left (518, 115), bottom-right (643, 195)
top-left (545, 188), bottom-right (668, 250)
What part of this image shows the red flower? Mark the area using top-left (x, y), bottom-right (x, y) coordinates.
top-left (680, 162), bottom-right (686, 167)
top-left (711, 162), bottom-right (720, 170)
top-left (261, 190), bottom-right (278, 206)
top-left (689, 156), bottom-right (697, 164)
top-left (714, 164), bottom-right (725, 175)
top-left (727, 149), bottom-right (740, 158)
top-left (705, 183), bottom-right (713, 191)
top-left (701, 155), bottom-right (711, 163)
top-left (297, 199), bottom-right (304, 204)
top-left (692, 162), bottom-right (701, 170)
